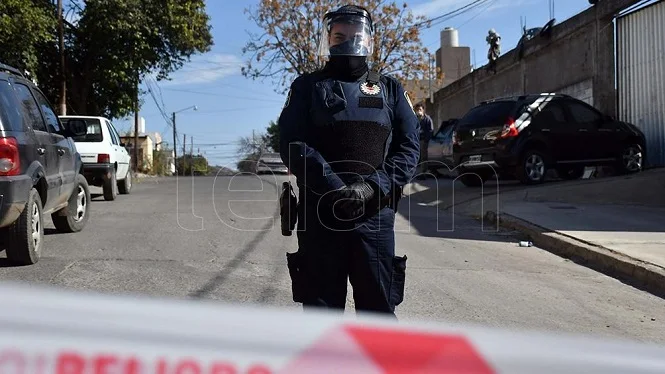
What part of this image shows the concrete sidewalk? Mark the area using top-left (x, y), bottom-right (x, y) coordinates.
top-left (406, 168), bottom-right (665, 297)
top-left (482, 169), bottom-right (665, 297)
top-left (500, 202), bottom-right (665, 269)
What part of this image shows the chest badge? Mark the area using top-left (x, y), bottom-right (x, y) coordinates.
top-left (360, 81), bottom-right (381, 96)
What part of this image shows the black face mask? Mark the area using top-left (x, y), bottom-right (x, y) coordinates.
top-left (323, 56), bottom-right (369, 81)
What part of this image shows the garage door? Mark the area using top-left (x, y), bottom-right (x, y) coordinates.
top-left (617, 0), bottom-right (665, 167)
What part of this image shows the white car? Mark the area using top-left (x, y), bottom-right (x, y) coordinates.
top-left (255, 152), bottom-right (288, 174)
top-left (59, 116), bottom-right (132, 201)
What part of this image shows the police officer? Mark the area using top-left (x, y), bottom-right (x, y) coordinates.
top-left (278, 4), bottom-right (420, 316)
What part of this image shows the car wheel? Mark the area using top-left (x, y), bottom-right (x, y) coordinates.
top-left (118, 169), bottom-right (132, 194)
top-left (517, 149), bottom-right (548, 185)
top-left (457, 168), bottom-right (486, 187)
top-left (556, 166), bottom-right (585, 180)
top-left (617, 144), bottom-right (643, 174)
top-left (103, 169), bottom-right (118, 201)
top-left (5, 188), bottom-right (43, 265)
top-left (52, 175), bottom-right (91, 233)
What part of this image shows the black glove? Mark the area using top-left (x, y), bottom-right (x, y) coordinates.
top-left (331, 181), bottom-right (379, 221)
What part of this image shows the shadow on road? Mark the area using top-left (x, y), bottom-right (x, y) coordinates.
top-left (189, 177), bottom-right (283, 299)
top-left (44, 228), bottom-right (68, 236)
top-left (399, 172), bottom-right (586, 243)
top-left (0, 258), bottom-right (16, 268)
top-left (188, 216), bottom-right (277, 299)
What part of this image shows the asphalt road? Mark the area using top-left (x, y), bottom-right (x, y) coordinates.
top-left (1, 175), bottom-right (664, 344)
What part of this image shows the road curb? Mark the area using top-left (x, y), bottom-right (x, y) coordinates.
top-left (484, 210), bottom-right (665, 299)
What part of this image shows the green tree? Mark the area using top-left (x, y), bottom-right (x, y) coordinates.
top-left (2, 0), bottom-right (214, 119)
top-left (237, 155), bottom-right (259, 173)
top-left (0, 0), bottom-right (57, 76)
top-left (152, 149), bottom-right (172, 176)
top-left (177, 154), bottom-right (209, 175)
top-left (265, 120), bottom-right (280, 152)
top-left (242, 0), bottom-right (437, 94)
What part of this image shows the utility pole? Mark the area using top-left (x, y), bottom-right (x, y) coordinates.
top-left (133, 81), bottom-right (139, 172)
top-left (190, 136), bottom-right (193, 156)
top-left (182, 133), bottom-right (187, 175)
top-left (57, 0), bottom-right (66, 115)
top-left (182, 134), bottom-right (187, 160)
top-left (172, 112), bottom-right (177, 176)
top-left (428, 53), bottom-right (433, 105)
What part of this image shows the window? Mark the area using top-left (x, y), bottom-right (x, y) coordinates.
top-left (14, 84), bottom-right (47, 132)
top-left (533, 103), bottom-right (566, 126)
top-left (0, 80), bottom-right (23, 131)
top-left (109, 122), bottom-right (123, 145)
top-left (458, 101), bottom-right (516, 129)
top-left (432, 125), bottom-right (452, 141)
top-left (32, 89), bottom-right (62, 133)
top-left (71, 118), bottom-right (103, 142)
top-left (106, 120), bottom-right (119, 145)
top-left (567, 101), bottom-right (601, 125)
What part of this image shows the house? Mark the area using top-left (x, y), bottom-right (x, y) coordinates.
top-left (121, 134), bottom-right (154, 172)
top-left (120, 117), bottom-right (175, 174)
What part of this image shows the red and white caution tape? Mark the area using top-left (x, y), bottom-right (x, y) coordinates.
top-left (1, 282), bottom-right (664, 374)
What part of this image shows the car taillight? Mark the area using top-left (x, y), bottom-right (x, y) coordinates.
top-left (500, 117), bottom-right (519, 138)
top-left (97, 153), bottom-right (110, 163)
top-left (0, 137), bottom-right (20, 176)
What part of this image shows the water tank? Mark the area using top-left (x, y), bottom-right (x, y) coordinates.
top-left (440, 27), bottom-right (459, 48)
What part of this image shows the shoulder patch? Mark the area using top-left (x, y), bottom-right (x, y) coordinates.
top-left (404, 91), bottom-right (415, 114)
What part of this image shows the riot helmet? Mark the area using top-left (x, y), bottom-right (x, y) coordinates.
top-left (318, 5), bottom-right (374, 57)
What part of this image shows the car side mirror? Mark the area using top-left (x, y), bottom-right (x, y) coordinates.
top-left (65, 119), bottom-right (87, 137)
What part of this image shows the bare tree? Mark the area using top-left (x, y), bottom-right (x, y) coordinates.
top-left (242, 0), bottom-right (439, 94)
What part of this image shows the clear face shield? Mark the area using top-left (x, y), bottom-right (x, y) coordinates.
top-left (317, 15), bottom-right (374, 57)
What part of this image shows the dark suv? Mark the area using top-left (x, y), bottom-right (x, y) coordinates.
top-left (0, 62), bottom-right (91, 265)
top-left (452, 94), bottom-right (646, 186)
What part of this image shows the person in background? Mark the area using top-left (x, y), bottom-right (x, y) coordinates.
top-left (415, 103), bottom-right (433, 174)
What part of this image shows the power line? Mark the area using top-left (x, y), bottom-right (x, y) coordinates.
top-left (456, 0), bottom-right (496, 29)
top-left (144, 77), bottom-right (175, 139)
top-left (139, 106), bottom-right (278, 117)
top-left (161, 81), bottom-right (271, 98)
top-left (413, 0), bottom-right (492, 29)
top-left (424, 0), bottom-right (496, 50)
top-left (159, 87), bottom-right (284, 103)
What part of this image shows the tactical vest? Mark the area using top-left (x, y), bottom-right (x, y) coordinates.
top-left (306, 71), bottom-right (393, 176)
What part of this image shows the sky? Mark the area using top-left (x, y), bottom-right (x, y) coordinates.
top-left (113, 0), bottom-right (593, 169)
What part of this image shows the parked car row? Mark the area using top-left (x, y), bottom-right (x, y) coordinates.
top-left (427, 93), bottom-right (646, 186)
top-left (0, 62), bottom-right (133, 266)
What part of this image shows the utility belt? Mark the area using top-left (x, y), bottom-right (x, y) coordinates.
top-left (279, 181), bottom-right (403, 237)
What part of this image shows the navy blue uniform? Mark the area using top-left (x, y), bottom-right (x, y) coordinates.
top-left (279, 69), bottom-right (420, 315)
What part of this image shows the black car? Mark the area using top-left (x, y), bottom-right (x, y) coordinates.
top-left (0, 62), bottom-right (91, 265)
top-left (453, 93), bottom-right (646, 186)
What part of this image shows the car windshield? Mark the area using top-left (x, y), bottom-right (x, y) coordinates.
top-left (69, 118), bottom-right (103, 142)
